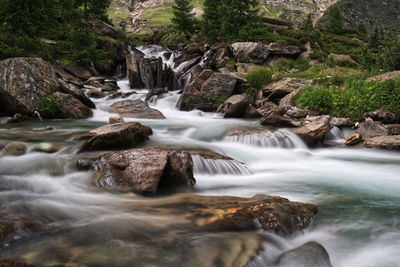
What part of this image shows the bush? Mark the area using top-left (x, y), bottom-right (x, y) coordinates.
top-left (295, 86), bottom-right (334, 113)
top-left (245, 68), bottom-right (273, 90)
top-left (275, 58), bottom-right (310, 72)
top-left (39, 96), bottom-right (62, 118)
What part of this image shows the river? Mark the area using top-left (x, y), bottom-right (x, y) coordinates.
top-left (0, 48), bottom-right (400, 267)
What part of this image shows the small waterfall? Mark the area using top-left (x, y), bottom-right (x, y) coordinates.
top-left (325, 126), bottom-right (345, 143)
top-left (192, 155), bottom-right (252, 175)
top-left (223, 129), bottom-right (306, 149)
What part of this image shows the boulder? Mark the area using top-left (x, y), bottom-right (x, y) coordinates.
top-left (345, 133), bottom-right (363, 146)
top-left (330, 117), bottom-right (355, 127)
top-left (177, 70), bottom-right (238, 112)
top-left (266, 43), bottom-right (301, 57)
top-left (387, 124), bottom-right (400, 135)
top-left (0, 142), bottom-right (28, 156)
top-left (263, 78), bottom-right (313, 104)
top-left (82, 18), bottom-right (118, 39)
top-left (108, 116), bottom-right (125, 124)
top-left (138, 194), bottom-right (317, 234)
top-left (145, 88), bottom-right (168, 103)
top-left (276, 242), bottom-right (332, 267)
top-left (0, 58), bottom-right (59, 116)
top-left (54, 66), bottom-right (83, 86)
top-left (81, 122), bottom-right (152, 151)
top-left (287, 107), bottom-right (318, 119)
top-left (363, 109), bottom-right (398, 124)
top-left (53, 92), bottom-right (93, 119)
top-left (245, 105), bottom-right (261, 118)
top-left (231, 42), bottom-right (269, 64)
top-left (57, 78), bottom-right (95, 109)
top-left (108, 99), bottom-right (165, 119)
top-left (0, 117), bottom-right (15, 124)
top-left (356, 121), bottom-right (389, 138)
top-left (217, 94), bottom-right (251, 118)
top-left (364, 135), bottom-right (400, 150)
top-left (236, 63), bottom-right (262, 74)
top-left (261, 112), bottom-right (300, 127)
top-left (64, 66), bottom-right (92, 80)
top-left (329, 53), bottom-right (357, 65)
top-left (366, 71), bottom-right (400, 82)
top-left (293, 115), bottom-right (331, 146)
top-left (86, 148), bottom-right (195, 196)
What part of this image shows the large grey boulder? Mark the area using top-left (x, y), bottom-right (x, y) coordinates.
top-left (263, 78), bottom-right (313, 104)
top-left (53, 92), bottom-right (93, 119)
top-left (276, 242), bottom-right (332, 267)
top-left (293, 115), bottom-right (331, 146)
top-left (364, 135), bottom-right (400, 150)
top-left (108, 99), bottom-right (166, 119)
top-left (231, 42), bottom-right (269, 64)
top-left (0, 58), bottom-right (60, 115)
top-left (177, 70), bottom-right (238, 112)
top-left (217, 94), bottom-right (251, 118)
top-left (356, 121), bottom-right (389, 138)
top-left (266, 42), bottom-right (301, 57)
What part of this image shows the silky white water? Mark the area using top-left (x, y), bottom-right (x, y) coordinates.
top-left (1, 49), bottom-right (399, 266)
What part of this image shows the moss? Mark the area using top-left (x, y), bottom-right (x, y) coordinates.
top-left (39, 95), bottom-right (62, 118)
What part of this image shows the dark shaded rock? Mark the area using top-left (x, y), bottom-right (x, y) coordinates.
top-left (261, 112), bottom-right (300, 127)
top-left (57, 78), bottom-right (95, 108)
top-left (76, 158), bottom-right (95, 170)
top-left (293, 115), bottom-right (331, 146)
top-left (266, 43), bottom-right (301, 57)
top-left (356, 121), bottom-right (389, 138)
top-left (0, 222), bottom-right (14, 240)
top-left (0, 142), bottom-right (28, 156)
top-left (387, 124), bottom-right (400, 135)
top-left (345, 133), bottom-right (363, 146)
top-left (81, 122), bottom-right (152, 151)
top-left (231, 42), bottom-right (269, 64)
top-left (64, 65), bottom-right (92, 80)
top-left (365, 135), bottom-right (400, 150)
top-left (330, 117), bottom-right (355, 127)
top-left (86, 88), bottom-right (106, 98)
top-left (90, 148), bottom-right (195, 196)
top-left (0, 117), bottom-right (15, 124)
top-left (245, 105), bottom-right (261, 118)
top-left (276, 242), bottom-right (332, 267)
top-left (364, 109), bottom-right (398, 124)
top-left (145, 88), bottom-right (168, 102)
top-left (0, 58), bottom-right (60, 116)
top-left (263, 78), bottom-right (313, 104)
top-left (53, 92), bottom-right (93, 119)
top-left (0, 259), bottom-right (33, 267)
top-left (217, 94), bottom-right (251, 118)
top-left (108, 99), bottom-right (165, 119)
top-left (177, 70), bottom-right (238, 112)
top-left (82, 18), bottom-right (118, 39)
top-left (139, 194), bottom-right (317, 234)
top-left (54, 65), bottom-right (83, 86)
top-left (107, 91), bottom-right (136, 99)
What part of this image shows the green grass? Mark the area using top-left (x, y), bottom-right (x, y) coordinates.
top-left (140, 8), bottom-right (174, 29)
top-left (108, 10), bottom-right (129, 27)
top-left (245, 68), bottom-right (273, 90)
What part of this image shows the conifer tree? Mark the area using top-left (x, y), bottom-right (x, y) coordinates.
top-left (171, 0), bottom-right (196, 34)
top-left (301, 14), bottom-right (314, 33)
top-left (325, 5), bottom-right (344, 34)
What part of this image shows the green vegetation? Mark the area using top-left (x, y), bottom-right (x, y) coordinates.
top-left (245, 68), bottom-right (273, 90)
top-left (172, 0), bottom-right (196, 34)
top-left (275, 58), bottom-right (311, 72)
top-left (39, 96), bottom-right (62, 118)
top-left (293, 79), bottom-right (400, 119)
top-left (324, 5), bottom-right (344, 34)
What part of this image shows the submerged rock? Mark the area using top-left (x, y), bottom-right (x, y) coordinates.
top-left (0, 142), bottom-right (28, 156)
top-left (108, 99), bottom-right (165, 119)
top-left (81, 122), bottom-right (152, 151)
top-left (85, 148), bottom-right (195, 196)
top-left (276, 242), bottom-right (332, 267)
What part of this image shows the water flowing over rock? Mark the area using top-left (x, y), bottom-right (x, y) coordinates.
top-left (81, 122), bottom-right (152, 151)
top-left (276, 242), bottom-right (332, 267)
top-left (0, 142), bottom-right (28, 156)
top-left (231, 42), bottom-right (270, 64)
top-left (356, 121), bottom-right (389, 138)
top-left (0, 58), bottom-right (60, 116)
top-left (293, 115), bottom-right (331, 146)
top-left (126, 48), bottom-right (176, 90)
top-left (364, 135), bottom-right (400, 150)
top-left (177, 70), bottom-right (238, 112)
top-left (86, 148), bottom-right (195, 196)
top-left (108, 99), bottom-right (166, 119)
top-left (192, 155), bottom-right (252, 175)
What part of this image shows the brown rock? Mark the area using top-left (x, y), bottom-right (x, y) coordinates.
top-left (329, 53), bottom-right (357, 65)
top-left (366, 71), bottom-right (400, 82)
top-left (330, 117), bottom-right (355, 127)
top-left (0, 142), bottom-right (28, 156)
top-left (261, 112), bottom-right (301, 127)
top-left (53, 92), bottom-right (93, 119)
top-left (293, 115), bottom-right (331, 146)
top-left (364, 135), bottom-right (400, 150)
top-left (231, 42), bottom-right (269, 64)
top-left (108, 99), bottom-right (165, 119)
top-left (363, 109), bottom-right (398, 124)
top-left (266, 43), bottom-right (301, 57)
top-left (345, 133), bottom-right (363, 146)
top-left (64, 65), bottom-right (92, 80)
top-left (356, 121), bottom-right (389, 138)
top-left (217, 94), bottom-right (251, 118)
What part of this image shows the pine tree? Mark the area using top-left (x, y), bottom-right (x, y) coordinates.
top-left (301, 14), bottom-right (314, 33)
top-left (171, 0), bottom-right (196, 34)
top-left (325, 5), bottom-right (344, 34)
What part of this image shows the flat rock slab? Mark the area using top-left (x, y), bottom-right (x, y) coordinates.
top-left (81, 122), bottom-right (152, 151)
top-left (365, 135), bottom-right (400, 150)
top-left (108, 99), bottom-right (166, 119)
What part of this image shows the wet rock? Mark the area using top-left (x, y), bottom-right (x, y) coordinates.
top-left (145, 88), bottom-right (168, 102)
top-left (263, 78), bottom-right (313, 104)
top-left (0, 222), bottom-right (14, 241)
top-left (64, 65), bottom-right (93, 80)
top-left (286, 107), bottom-right (318, 119)
top-left (177, 70), bottom-right (238, 112)
top-left (245, 105), bottom-right (262, 118)
top-left (32, 143), bottom-right (61, 154)
top-left (330, 117), bottom-right (355, 127)
top-left (276, 242), bottom-right (332, 267)
top-left (53, 92), bottom-right (93, 119)
top-left (261, 112), bottom-right (300, 127)
top-left (86, 88), bottom-right (106, 98)
top-left (76, 158), bottom-right (95, 171)
top-left (231, 42), bottom-right (269, 64)
top-left (141, 194), bottom-right (317, 234)
top-left (266, 43), bottom-right (301, 57)
top-left (0, 117), bottom-right (15, 124)
top-left (90, 148), bottom-right (195, 196)
top-left (107, 91), bottom-right (137, 99)
top-left (345, 133), bottom-right (363, 146)
top-left (0, 142), bottom-right (28, 156)
top-left (108, 116), bottom-right (125, 124)
top-left (363, 109), bottom-right (398, 124)
top-left (108, 99), bottom-right (166, 119)
top-left (0, 58), bottom-right (60, 116)
top-left (387, 124), bottom-right (400, 135)
top-left (81, 122), bottom-right (152, 151)
top-left (293, 115), bottom-right (331, 146)
top-left (57, 78), bottom-right (95, 109)
top-left (364, 135), bottom-right (400, 150)
top-left (217, 94), bottom-right (251, 118)
top-left (356, 121), bottom-right (389, 138)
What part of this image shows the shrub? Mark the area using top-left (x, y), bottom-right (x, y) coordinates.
top-left (295, 86), bottom-right (334, 113)
top-left (245, 68), bottom-right (273, 90)
top-left (39, 96), bottom-right (62, 118)
top-left (275, 58), bottom-right (310, 72)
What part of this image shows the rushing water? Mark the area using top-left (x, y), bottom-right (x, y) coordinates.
top-left (1, 50), bottom-right (400, 266)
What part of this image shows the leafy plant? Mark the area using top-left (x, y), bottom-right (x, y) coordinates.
top-left (39, 96), bottom-right (62, 118)
top-left (245, 68), bottom-right (273, 90)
